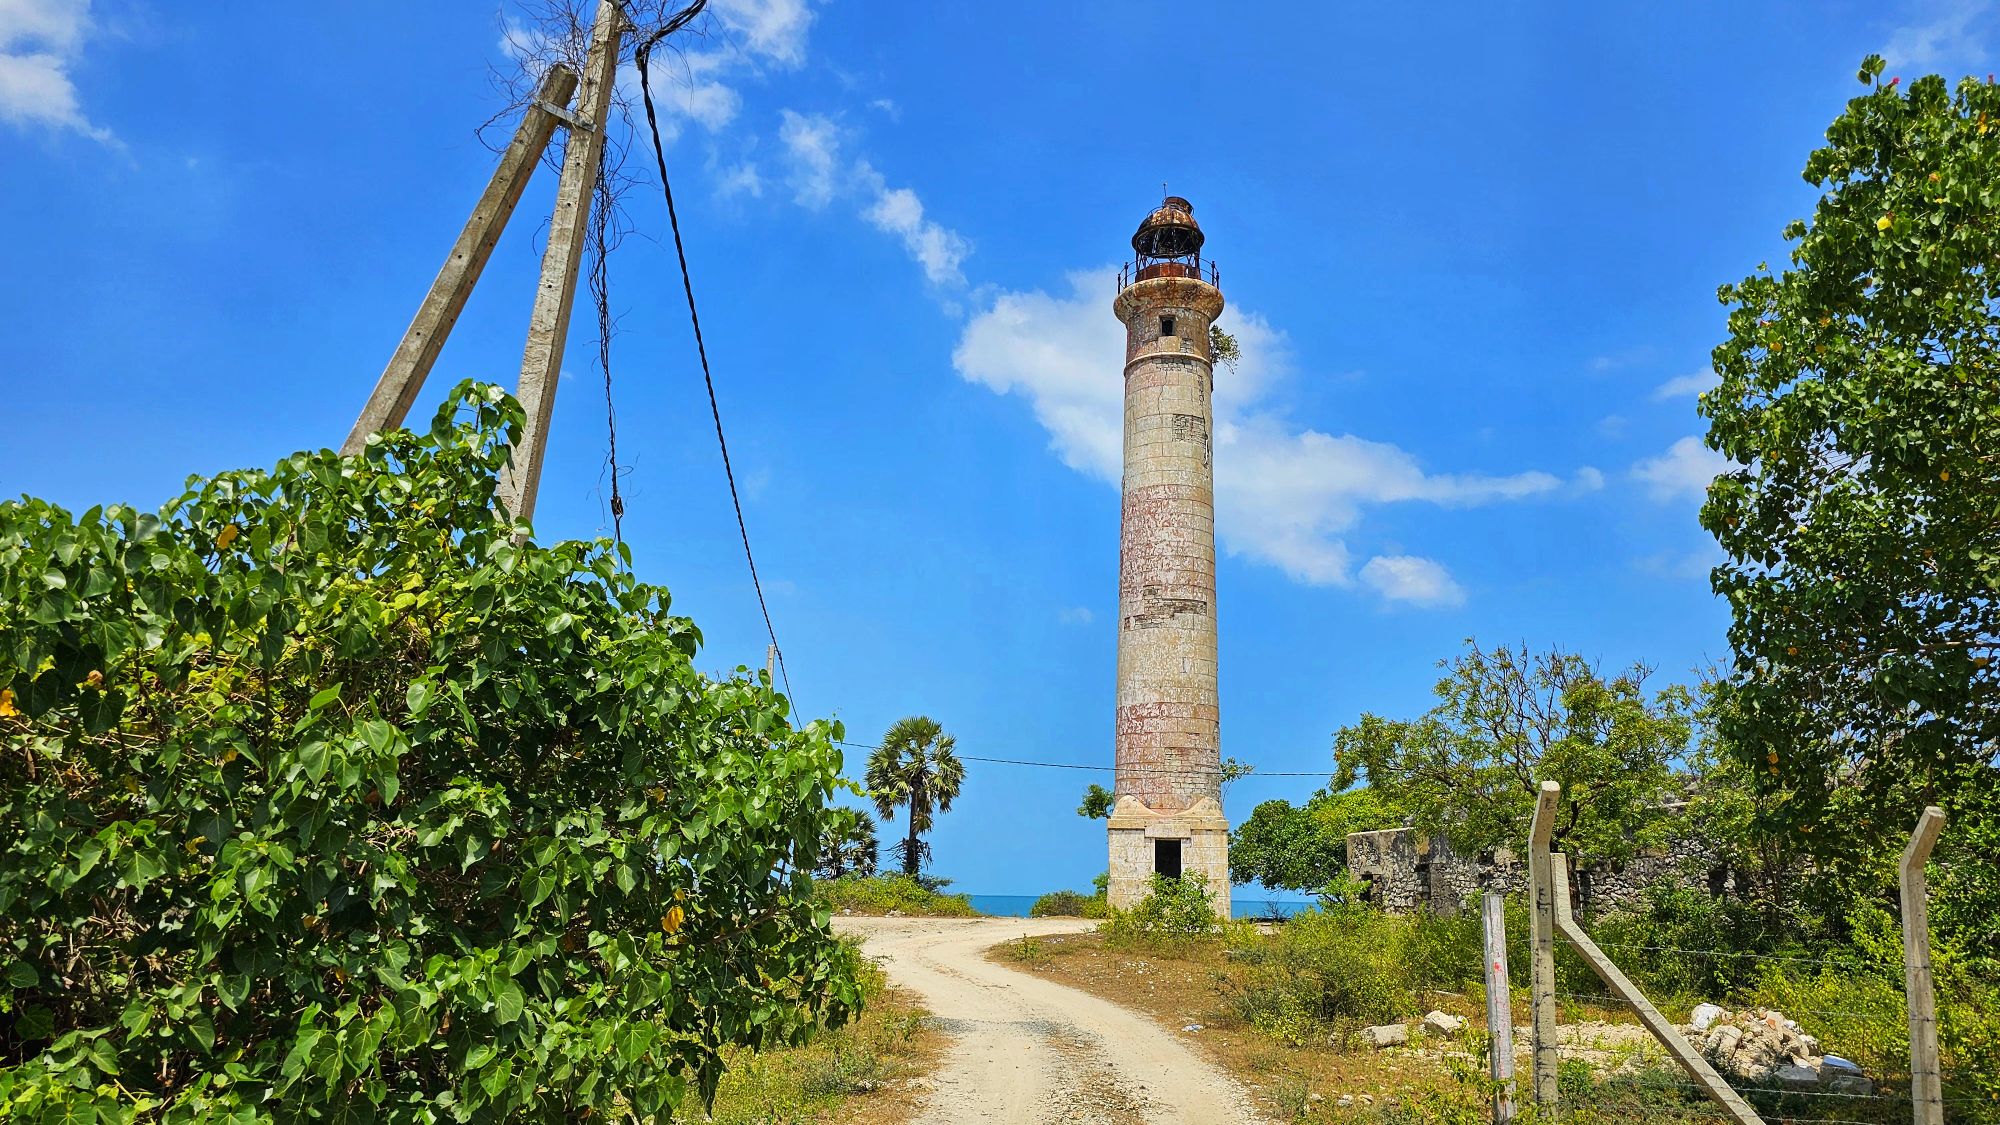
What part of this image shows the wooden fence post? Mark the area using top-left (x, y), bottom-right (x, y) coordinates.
top-left (1900, 806), bottom-right (1947, 1125)
top-left (1482, 889), bottom-right (1516, 1124)
top-left (1527, 780), bottom-right (1560, 1105)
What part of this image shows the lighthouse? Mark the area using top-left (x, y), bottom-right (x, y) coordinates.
top-left (1106, 196), bottom-right (1229, 915)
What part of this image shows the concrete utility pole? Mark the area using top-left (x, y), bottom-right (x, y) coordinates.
top-left (1104, 197), bottom-right (1230, 917)
top-left (343, 63), bottom-right (580, 455)
top-left (502, 0), bottom-right (624, 524)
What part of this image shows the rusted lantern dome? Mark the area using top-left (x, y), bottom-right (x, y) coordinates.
top-left (1131, 196), bottom-right (1204, 260)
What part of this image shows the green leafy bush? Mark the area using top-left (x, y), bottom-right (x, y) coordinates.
top-left (1105, 873), bottom-right (1219, 944)
top-left (816, 874), bottom-right (977, 917)
top-left (1219, 907), bottom-right (1416, 1042)
top-left (0, 385), bottom-right (857, 1121)
top-left (1029, 889), bottom-right (1107, 918)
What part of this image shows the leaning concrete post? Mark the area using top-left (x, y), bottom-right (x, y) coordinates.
top-left (505, 0), bottom-right (624, 525)
top-left (1900, 806), bottom-right (1946, 1125)
top-left (343, 63), bottom-right (580, 456)
top-left (1482, 889), bottom-right (1516, 1124)
top-left (1527, 780), bottom-right (1560, 1105)
top-left (1549, 854), bottom-right (1763, 1125)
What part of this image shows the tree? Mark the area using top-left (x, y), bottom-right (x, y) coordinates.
top-left (1332, 642), bottom-right (1693, 865)
top-left (0, 385), bottom-right (856, 1120)
top-left (817, 808), bottom-right (879, 880)
top-left (1701, 58), bottom-right (2000, 953)
top-left (1077, 783), bottom-right (1114, 819)
top-left (865, 716), bottom-right (965, 875)
top-left (1229, 788), bottom-right (1402, 893)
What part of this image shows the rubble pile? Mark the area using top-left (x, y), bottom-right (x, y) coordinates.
top-left (1681, 1004), bottom-right (1872, 1095)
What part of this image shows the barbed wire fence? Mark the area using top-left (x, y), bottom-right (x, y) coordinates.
top-left (1468, 783), bottom-right (1963, 1125)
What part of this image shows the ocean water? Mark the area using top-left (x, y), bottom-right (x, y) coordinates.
top-left (966, 894), bottom-right (1313, 920)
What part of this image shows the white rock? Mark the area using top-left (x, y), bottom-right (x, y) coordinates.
top-left (1337, 1096), bottom-right (1355, 1108)
top-left (1422, 1010), bottom-right (1468, 1036)
top-left (1774, 1063), bottom-right (1819, 1090)
top-left (1690, 1003), bottom-right (1727, 1031)
top-left (1825, 1074), bottom-right (1874, 1096)
top-left (1363, 1024), bottom-right (1409, 1048)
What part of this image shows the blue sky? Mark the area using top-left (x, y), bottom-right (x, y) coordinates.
top-left (4, 0), bottom-right (1995, 897)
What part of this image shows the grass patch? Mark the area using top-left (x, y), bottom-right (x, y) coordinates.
top-left (816, 874), bottom-right (981, 917)
top-left (674, 953), bottom-right (941, 1124)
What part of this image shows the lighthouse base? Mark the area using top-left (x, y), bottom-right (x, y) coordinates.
top-left (1106, 794), bottom-right (1231, 917)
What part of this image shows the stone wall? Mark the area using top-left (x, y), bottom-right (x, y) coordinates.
top-left (1345, 824), bottom-right (1717, 916)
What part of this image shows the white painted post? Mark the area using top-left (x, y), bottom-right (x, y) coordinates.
top-left (1482, 889), bottom-right (1516, 1124)
top-left (343, 63), bottom-right (580, 456)
top-left (1901, 806), bottom-right (1946, 1125)
top-left (504, 0), bottom-right (624, 525)
top-left (1527, 780), bottom-right (1560, 1105)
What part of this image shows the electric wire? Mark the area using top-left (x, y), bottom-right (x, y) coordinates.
top-left (588, 143), bottom-right (625, 547)
top-left (630, 1), bottom-right (795, 706)
top-left (831, 739), bottom-right (1333, 777)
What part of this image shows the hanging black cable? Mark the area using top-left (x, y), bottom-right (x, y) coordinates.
top-left (632, 2), bottom-right (797, 708)
top-left (588, 145), bottom-right (625, 547)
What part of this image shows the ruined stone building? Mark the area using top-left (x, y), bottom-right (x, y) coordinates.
top-left (1106, 197), bottom-right (1230, 913)
top-left (1345, 818), bottom-right (1720, 916)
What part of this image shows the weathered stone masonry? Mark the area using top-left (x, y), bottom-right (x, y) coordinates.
top-left (1345, 821), bottom-right (1722, 916)
top-left (1107, 198), bottom-right (1230, 914)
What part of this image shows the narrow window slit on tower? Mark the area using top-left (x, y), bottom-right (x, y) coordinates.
top-left (1154, 838), bottom-right (1183, 879)
top-left (1159, 315), bottom-right (1176, 337)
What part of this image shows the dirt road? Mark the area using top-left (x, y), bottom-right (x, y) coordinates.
top-left (836, 916), bottom-right (1265, 1124)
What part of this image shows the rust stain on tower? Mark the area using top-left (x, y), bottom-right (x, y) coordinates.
top-left (1107, 196), bottom-right (1229, 914)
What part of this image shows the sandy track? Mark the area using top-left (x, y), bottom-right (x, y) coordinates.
top-left (836, 916), bottom-right (1265, 1124)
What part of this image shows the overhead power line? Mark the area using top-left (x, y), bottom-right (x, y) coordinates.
top-left (832, 740), bottom-right (1334, 778)
top-left (632, 3), bottom-right (795, 708)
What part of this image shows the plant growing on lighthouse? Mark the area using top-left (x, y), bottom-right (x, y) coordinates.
top-left (865, 716), bottom-right (965, 875)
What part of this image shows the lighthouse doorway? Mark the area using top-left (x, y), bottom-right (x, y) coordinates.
top-left (1154, 838), bottom-right (1183, 879)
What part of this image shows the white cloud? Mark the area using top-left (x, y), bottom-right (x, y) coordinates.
top-left (1635, 546), bottom-right (1724, 582)
top-left (715, 160), bottom-right (764, 198)
top-left (777, 111), bottom-right (971, 287)
top-left (1597, 414), bottom-right (1629, 439)
top-left (1574, 466), bottom-right (1606, 492)
top-left (777, 108), bottom-right (841, 207)
top-left (860, 177), bottom-right (969, 287)
top-left (600, 0), bottom-right (815, 144)
top-left (1360, 555), bottom-right (1466, 608)
top-left (953, 269), bottom-right (1565, 601)
top-left (1652, 369), bottom-right (1719, 401)
top-left (711, 0), bottom-right (814, 67)
top-left (1058, 606), bottom-right (1094, 625)
top-left (1633, 435), bottom-right (1731, 501)
top-left (1883, 0), bottom-right (1993, 69)
top-left (0, 0), bottom-right (115, 145)
top-left (0, 0), bottom-right (85, 48)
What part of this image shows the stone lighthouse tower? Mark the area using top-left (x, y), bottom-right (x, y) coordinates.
top-left (1106, 196), bottom-right (1229, 915)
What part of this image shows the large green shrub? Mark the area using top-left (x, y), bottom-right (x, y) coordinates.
top-left (1029, 889), bottom-right (1107, 919)
top-left (1105, 873), bottom-right (1220, 942)
top-left (814, 874), bottom-right (977, 917)
top-left (1220, 907), bottom-right (1415, 1043)
top-left (0, 385), bottom-right (857, 1122)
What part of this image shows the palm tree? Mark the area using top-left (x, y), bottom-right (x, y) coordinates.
top-left (816, 809), bottom-right (879, 880)
top-left (865, 716), bottom-right (965, 876)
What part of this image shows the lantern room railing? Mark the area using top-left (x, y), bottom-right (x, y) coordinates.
top-left (1118, 257), bottom-right (1220, 291)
